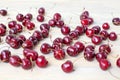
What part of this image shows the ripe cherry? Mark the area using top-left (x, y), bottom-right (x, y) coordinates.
top-left (24, 13), bottom-right (33, 20)
top-left (75, 26), bottom-right (84, 35)
top-left (18, 35), bottom-right (26, 45)
top-left (112, 17), bottom-right (120, 25)
top-left (74, 41), bottom-right (85, 53)
top-left (91, 35), bottom-right (102, 45)
top-left (81, 19), bottom-right (89, 26)
top-left (69, 31), bottom-right (78, 40)
top-left (5, 35), bottom-right (15, 44)
top-left (62, 36), bottom-right (72, 45)
top-left (99, 44), bottom-right (111, 54)
top-left (0, 9), bottom-right (7, 16)
top-left (15, 24), bottom-right (23, 32)
top-left (85, 45), bottom-right (95, 52)
top-left (36, 55), bottom-right (48, 68)
top-left (100, 30), bottom-right (109, 40)
top-left (102, 23), bottom-right (110, 30)
top-left (8, 21), bottom-right (17, 29)
top-left (26, 22), bottom-right (35, 30)
top-left (0, 50), bottom-right (11, 62)
top-left (23, 49), bottom-right (38, 61)
top-left (95, 52), bottom-right (107, 61)
top-left (32, 30), bottom-right (43, 41)
top-left (53, 37), bottom-right (63, 45)
top-left (22, 19), bottom-right (30, 26)
top-left (0, 27), bottom-right (6, 36)
top-left (21, 58), bottom-right (32, 70)
top-left (9, 28), bottom-right (18, 34)
top-left (22, 39), bottom-right (34, 49)
top-left (9, 55), bottom-right (22, 67)
top-left (48, 19), bottom-right (56, 27)
top-left (38, 7), bottom-right (45, 15)
top-left (41, 29), bottom-right (49, 38)
top-left (53, 13), bottom-right (61, 21)
top-left (116, 58), bottom-right (120, 67)
top-left (29, 36), bottom-right (38, 45)
top-left (56, 20), bottom-right (64, 28)
top-left (61, 26), bottom-right (70, 35)
top-left (61, 60), bottom-right (74, 73)
top-left (37, 14), bottom-right (44, 22)
top-left (86, 29), bottom-right (95, 38)
top-left (16, 13), bottom-right (24, 22)
top-left (40, 23), bottom-right (50, 31)
top-left (0, 23), bottom-right (6, 29)
top-left (53, 49), bottom-right (65, 60)
top-left (84, 51), bottom-right (95, 61)
top-left (67, 46), bottom-right (78, 57)
top-left (99, 59), bottom-right (111, 70)
top-left (92, 26), bottom-right (101, 34)
top-left (109, 32), bottom-right (117, 41)
top-left (40, 43), bottom-right (51, 54)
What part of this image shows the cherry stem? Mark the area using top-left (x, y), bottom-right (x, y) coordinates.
top-left (108, 70), bottom-right (120, 80)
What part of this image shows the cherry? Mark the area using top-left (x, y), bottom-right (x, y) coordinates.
top-left (5, 35), bottom-right (15, 44)
top-left (92, 26), bottom-right (101, 34)
top-left (109, 32), bottom-right (117, 41)
top-left (0, 50), bottom-right (11, 62)
top-left (87, 17), bottom-right (94, 25)
top-left (15, 24), bottom-right (23, 32)
top-left (52, 43), bottom-right (61, 50)
top-left (29, 36), bottom-right (38, 45)
top-left (21, 58), bottom-right (32, 70)
top-left (22, 39), bottom-right (34, 49)
top-left (62, 36), bottom-right (72, 45)
top-left (26, 22), bottom-right (35, 30)
top-left (53, 49), bottom-right (65, 60)
top-left (23, 49), bottom-right (38, 61)
top-left (32, 30), bottom-right (43, 41)
top-left (75, 26), bottom-right (84, 35)
top-left (53, 13), bottom-right (61, 21)
top-left (100, 30), bottom-right (109, 40)
top-left (56, 20), bottom-right (64, 28)
top-left (99, 44), bottom-right (111, 54)
top-left (9, 55), bottom-right (22, 67)
top-left (0, 23), bottom-right (6, 29)
top-left (37, 14), bottom-right (44, 22)
top-left (80, 14), bottom-right (88, 20)
top-left (0, 9), bottom-right (7, 16)
top-left (53, 37), bottom-right (63, 45)
top-left (69, 31), bottom-right (78, 40)
top-left (99, 59), bottom-right (111, 70)
top-left (18, 35), bottom-right (26, 45)
top-left (91, 35), bottom-right (102, 45)
top-left (36, 55), bottom-right (48, 68)
top-left (102, 23), bottom-right (110, 30)
top-left (0, 27), bottom-right (6, 36)
top-left (41, 29), bottom-right (49, 38)
top-left (16, 13), bottom-right (24, 22)
top-left (61, 26), bottom-right (70, 35)
top-left (86, 29), bottom-right (95, 38)
top-left (85, 45), bottom-right (95, 52)
top-left (116, 58), bottom-right (120, 67)
top-left (112, 17), bottom-right (120, 25)
top-left (9, 37), bottom-right (21, 49)
top-left (24, 13), bottom-right (33, 20)
top-left (40, 43), bottom-right (51, 54)
top-left (22, 19), bottom-right (30, 26)
top-left (67, 46), bottom-right (78, 57)
top-left (38, 7), bottom-right (45, 15)
top-left (81, 19), bottom-right (89, 26)
top-left (61, 60), bottom-right (74, 73)
top-left (48, 19), bottom-right (56, 27)
top-left (74, 41), bottom-right (85, 53)
top-left (81, 11), bottom-right (89, 16)
top-left (8, 21), bottom-right (17, 29)
top-left (9, 28), bottom-right (18, 34)
top-left (84, 51), bottom-right (95, 61)
top-left (40, 23), bottom-right (50, 31)
top-left (95, 52), bottom-right (107, 61)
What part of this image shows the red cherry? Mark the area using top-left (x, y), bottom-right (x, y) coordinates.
top-left (100, 30), bottom-right (109, 40)
top-left (24, 13), bottom-right (33, 20)
top-left (38, 7), bottom-right (45, 15)
top-left (36, 55), bottom-right (48, 68)
top-left (75, 26), bottom-right (84, 35)
top-left (61, 26), bottom-right (70, 35)
top-left (48, 19), bottom-right (56, 27)
top-left (8, 21), bottom-right (17, 29)
top-left (99, 59), bottom-right (111, 70)
top-left (86, 29), bottom-right (95, 38)
top-left (0, 50), bottom-right (11, 62)
top-left (74, 41), bottom-right (85, 53)
top-left (99, 44), bottom-right (111, 54)
top-left (109, 32), bottom-right (117, 41)
top-left (56, 20), bottom-right (64, 28)
top-left (92, 26), bottom-right (101, 34)
top-left (32, 30), bottom-right (43, 41)
top-left (0, 9), bottom-right (7, 16)
top-left (81, 19), bottom-right (89, 26)
top-left (21, 58), bottom-right (32, 70)
top-left (116, 58), bottom-right (120, 67)
top-left (22, 39), bottom-right (34, 49)
top-left (53, 49), bottom-right (65, 60)
top-left (40, 23), bottom-right (50, 31)
top-left (16, 13), bottom-right (24, 22)
top-left (29, 36), bottom-right (38, 45)
top-left (95, 52), bottom-right (107, 61)
top-left (40, 43), bottom-right (51, 54)
top-left (61, 60), bottom-right (74, 73)
top-left (23, 49), bottom-right (38, 61)
top-left (112, 17), bottom-right (120, 25)
top-left (67, 46), bottom-right (79, 57)
top-left (102, 23), bottom-right (110, 30)
top-left (15, 24), bottom-right (23, 33)
top-left (63, 36), bottom-right (72, 45)
top-left (84, 51), bottom-right (95, 61)
top-left (0, 27), bottom-right (6, 36)
top-left (26, 22), bottom-right (35, 30)
top-left (53, 13), bottom-right (61, 21)
top-left (91, 35), bottom-right (102, 45)
top-left (37, 14), bottom-right (44, 22)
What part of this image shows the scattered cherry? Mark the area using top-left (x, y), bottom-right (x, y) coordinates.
top-left (112, 17), bottom-right (120, 25)
top-left (109, 32), bottom-right (117, 41)
top-left (22, 39), bottom-right (34, 49)
top-left (21, 58), bottom-right (32, 70)
top-left (53, 49), bottom-right (65, 60)
top-left (61, 26), bottom-right (70, 35)
top-left (37, 14), bottom-right (44, 22)
top-left (91, 35), bottom-right (102, 45)
top-left (16, 13), bottom-right (24, 22)
top-left (102, 23), bottom-right (110, 30)
top-left (99, 59), bottom-right (111, 70)
top-left (67, 46), bottom-right (78, 57)
top-left (53, 13), bottom-right (61, 21)
top-left (0, 9), bottom-right (7, 16)
top-left (40, 43), bottom-right (51, 54)
top-left (116, 58), bottom-right (120, 67)
top-left (38, 7), bottom-right (45, 15)
top-left (0, 50), bottom-right (11, 62)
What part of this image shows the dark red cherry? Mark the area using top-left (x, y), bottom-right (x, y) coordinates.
top-left (84, 51), bottom-right (95, 61)
top-left (9, 55), bottom-right (22, 67)
top-left (81, 19), bottom-right (89, 26)
top-left (36, 55), bottom-right (48, 68)
top-left (87, 18), bottom-right (94, 25)
top-left (32, 30), bottom-right (43, 41)
top-left (0, 23), bottom-right (6, 29)
top-left (29, 36), bottom-right (38, 45)
top-left (85, 45), bottom-right (95, 52)
top-left (16, 13), bottom-right (24, 22)
top-left (24, 13), bottom-right (33, 20)
top-left (69, 31), bottom-right (78, 40)
top-left (112, 17), bottom-right (120, 25)
top-left (40, 23), bottom-right (50, 31)
top-left (8, 21), bottom-right (17, 29)
top-left (81, 11), bottom-right (89, 16)
top-left (23, 49), bottom-right (38, 61)
top-left (22, 39), bottom-right (34, 49)
top-left (95, 52), bottom-right (107, 61)
top-left (18, 35), bottom-right (26, 45)
top-left (99, 44), bottom-right (111, 54)
top-left (53, 13), bottom-right (61, 21)
top-left (67, 46), bottom-right (78, 57)
top-left (53, 49), bottom-right (65, 60)
top-left (5, 35), bottom-right (15, 44)
top-left (86, 29), bottom-right (95, 38)
top-left (109, 32), bottom-right (117, 41)
top-left (9, 28), bottom-right (18, 34)
top-left (22, 19), bottom-right (30, 26)
top-left (74, 41), bottom-right (85, 53)
top-left (53, 37), bottom-right (63, 45)
top-left (116, 58), bottom-right (120, 67)
top-left (99, 59), bottom-right (111, 70)
top-left (91, 35), bottom-right (102, 45)
top-left (40, 43), bottom-right (51, 54)
top-left (48, 19), bottom-right (56, 27)
top-left (92, 26), bottom-right (101, 34)
top-left (38, 7), bottom-right (45, 15)
top-left (15, 24), bottom-right (23, 32)
top-left (0, 9), bottom-right (7, 16)
top-left (100, 30), bottom-right (109, 40)
top-left (26, 22), bottom-right (35, 30)
top-left (61, 26), bottom-right (70, 35)
top-left (61, 60), bottom-right (74, 73)
top-left (0, 50), bottom-right (11, 62)
top-left (9, 38), bottom-right (21, 49)
top-left (102, 23), bottom-right (110, 30)
top-left (41, 29), bottom-right (49, 38)
top-left (21, 58), bottom-right (32, 70)
top-left (0, 27), bottom-right (6, 36)
top-left (52, 43), bottom-right (61, 50)
top-left (56, 20), bottom-right (64, 28)
top-left (37, 14), bottom-right (44, 22)
top-left (62, 36), bottom-right (72, 45)
top-left (75, 26), bottom-right (84, 35)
